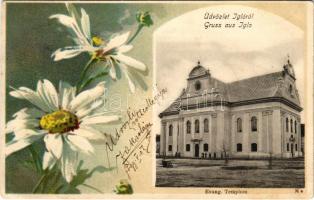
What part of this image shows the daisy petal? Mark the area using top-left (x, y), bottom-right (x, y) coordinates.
top-left (105, 32), bottom-right (130, 50)
top-left (128, 67), bottom-right (148, 90)
top-left (118, 45), bottom-right (133, 53)
top-left (42, 79), bottom-right (59, 109)
top-left (66, 3), bottom-right (80, 22)
top-left (49, 14), bottom-right (75, 29)
top-left (69, 82), bottom-right (105, 112)
top-left (114, 54), bottom-right (146, 71)
top-left (43, 151), bottom-right (57, 170)
top-left (52, 46), bottom-right (85, 61)
top-left (44, 134), bottom-right (63, 159)
top-left (61, 141), bottom-right (77, 183)
top-left (73, 126), bottom-right (105, 141)
top-left (50, 12), bottom-right (92, 50)
top-left (6, 119), bottom-right (39, 135)
top-left (67, 135), bottom-right (94, 155)
top-left (5, 133), bottom-right (45, 157)
top-left (76, 100), bottom-right (103, 119)
top-left (80, 8), bottom-right (91, 40)
top-left (109, 65), bottom-right (117, 80)
top-left (121, 65), bottom-right (135, 93)
top-left (12, 108), bottom-right (44, 120)
top-left (81, 115), bottom-right (120, 125)
top-left (10, 87), bottom-right (51, 112)
top-left (59, 81), bottom-right (76, 110)
top-left (37, 80), bottom-right (58, 111)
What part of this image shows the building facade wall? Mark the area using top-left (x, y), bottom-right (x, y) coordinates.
top-left (160, 102), bottom-right (302, 158)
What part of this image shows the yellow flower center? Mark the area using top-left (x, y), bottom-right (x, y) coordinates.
top-left (39, 110), bottom-right (79, 134)
top-left (92, 36), bottom-right (105, 47)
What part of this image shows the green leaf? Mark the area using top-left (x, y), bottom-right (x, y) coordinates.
top-left (78, 71), bottom-right (109, 92)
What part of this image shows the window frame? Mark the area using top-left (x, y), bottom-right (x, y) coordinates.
top-left (204, 118), bottom-right (209, 133)
top-left (186, 121), bottom-right (191, 134)
top-left (203, 143), bottom-right (209, 152)
top-left (237, 118), bottom-right (242, 132)
top-left (169, 124), bottom-right (173, 136)
top-left (290, 119), bottom-right (293, 133)
top-left (237, 143), bottom-right (242, 152)
top-left (251, 116), bottom-right (257, 132)
top-left (186, 144), bottom-right (190, 152)
top-left (195, 119), bottom-right (200, 133)
top-left (195, 81), bottom-right (201, 90)
top-left (251, 143), bottom-right (257, 152)
top-left (168, 145), bottom-right (172, 152)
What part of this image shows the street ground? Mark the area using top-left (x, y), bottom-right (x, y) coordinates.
top-left (155, 158), bottom-right (304, 188)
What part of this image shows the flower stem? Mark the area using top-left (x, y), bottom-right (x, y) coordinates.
top-left (82, 183), bottom-right (103, 193)
top-left (127, 24), bottom-right (144, 45)
top-left (32, 172), bottom-right (48, 193)
top-left (76, 58), bottom-right (96, 92)
top-left (77, 71), bottom-right (108, 93)
top-left (29, 146), bottom-right (42, 174)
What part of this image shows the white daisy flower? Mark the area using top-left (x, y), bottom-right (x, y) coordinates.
top-left (49, 3), bottom-right (147, 93)
top-left (6, 79), bottom-right (120, 182)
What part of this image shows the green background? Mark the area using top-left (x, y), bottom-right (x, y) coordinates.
top-left (5, 2), bottom-right (207, 193)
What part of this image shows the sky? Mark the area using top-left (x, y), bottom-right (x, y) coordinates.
top-left (153, 5), bottom-right (305, 134)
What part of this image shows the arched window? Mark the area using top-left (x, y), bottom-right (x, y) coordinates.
top-left (169, 125), bottom-right (173, 136)
top-left (186, 121), bottom-right (191, 134)
top-left (251, 116), bottom-right (257, 132)
top-left (204, 118), bottom-right (209, 133)
top-left (195, 119), bottom-right (200, 133)
top-left (237, 118), bottom-right (242, 132)
top-left (204, 143), bottom-right (208, 152)
top-left (251, 143), bottom-right (257, 152)
top-left (237, 143), bottom-right (242, 152)
top-left (290, 119), bottom-right (293, 133)
top-left (295, 121), bottom-right (297, 133)
top-left (195, 81), bottom-right (201, 90)
top-left (286, 118), bottom-right (289, 132)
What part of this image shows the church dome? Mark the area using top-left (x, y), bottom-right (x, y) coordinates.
top-left (188, 61), bottom-right (210, 78)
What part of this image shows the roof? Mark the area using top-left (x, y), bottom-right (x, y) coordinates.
top-left (189, 65), bottom-right (208, 78)
top-left (160, 69), bottom-right (302, 117)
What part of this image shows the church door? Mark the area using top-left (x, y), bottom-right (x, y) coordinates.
top-left (194, 144), bottom-right (199, 157)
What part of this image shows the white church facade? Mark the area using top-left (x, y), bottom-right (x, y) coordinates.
top-left (159, 59), bottom-right (303, 159)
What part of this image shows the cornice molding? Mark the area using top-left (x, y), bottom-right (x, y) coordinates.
top-left (159, 97), bottom-right (302, 118)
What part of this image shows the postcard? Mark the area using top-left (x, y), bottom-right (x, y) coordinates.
top-left (0, 1), bottom-right (313, 199)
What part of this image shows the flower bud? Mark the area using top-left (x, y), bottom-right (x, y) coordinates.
top-left (136, 11), bottom-right (153, 27)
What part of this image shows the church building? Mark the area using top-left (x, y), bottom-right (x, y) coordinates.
top-left (159, 59), bottom-right (302, 159)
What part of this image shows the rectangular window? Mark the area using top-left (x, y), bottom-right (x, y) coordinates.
top-left (237, 143), bottom-right (242, 152)
top-left (295, 144), bottom-right (297, 151)
top-left (168, 145), bottom-right (172, 151)
top-left (287, 143), bottom-right (289, 151)
top-left (251, 143), bottom-right (257, 152)
top-left (186, 144), bottom-right (190, 152)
